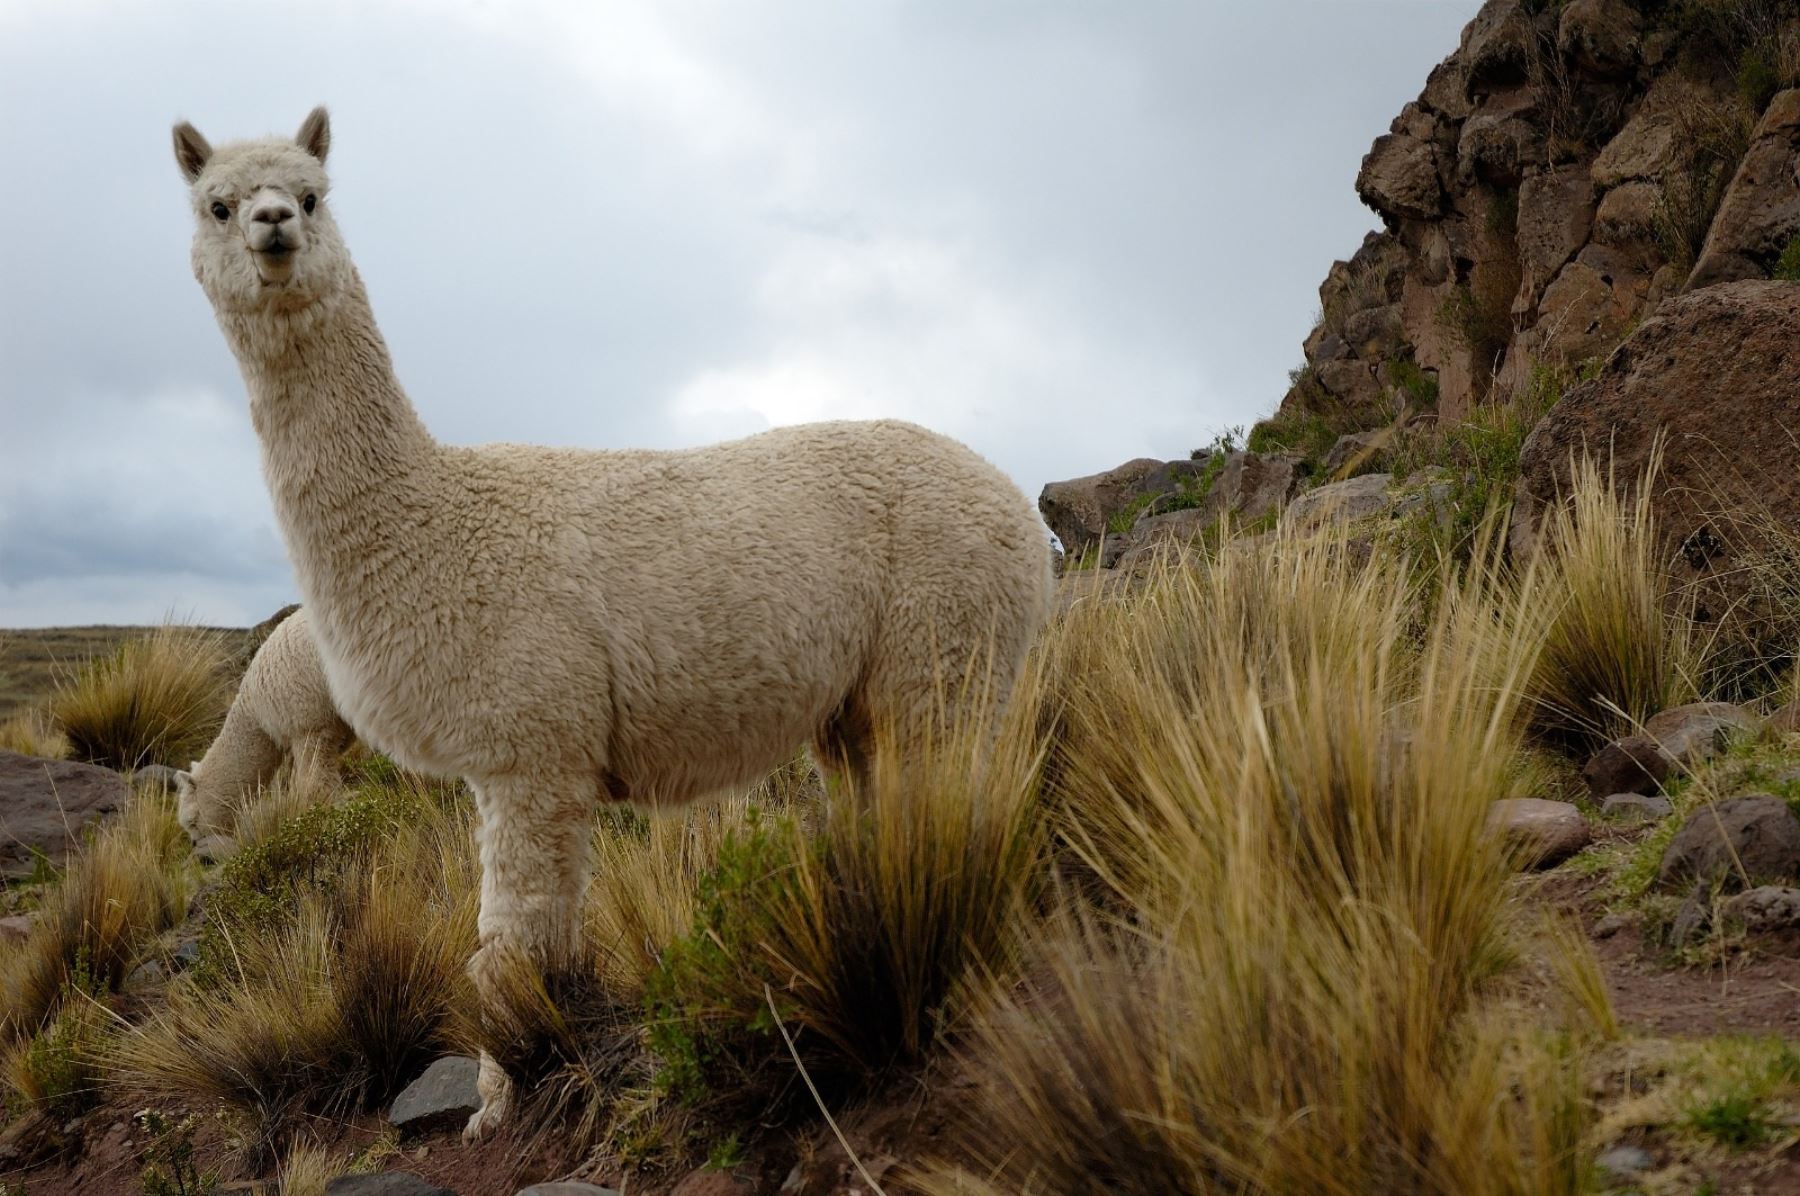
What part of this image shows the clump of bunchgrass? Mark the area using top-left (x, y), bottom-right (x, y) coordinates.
top-left (50, 623), bottom-right (232, 770)
top-left (920, 527), bottom-right (1601, 1195)
top-left (0, 790), bottom-right (192, 1043)
top-left (645, 696), bottom-right (1044, 1124)
top-left (110, 799), bottom-right (477, 1154)
top-left (1524, 453), bottom-right (1700, 751)
top-left (0, 704), bottom-right (70, 760)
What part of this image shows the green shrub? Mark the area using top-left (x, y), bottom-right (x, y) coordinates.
top-left (1773, 232), bottom-right (1800, 279)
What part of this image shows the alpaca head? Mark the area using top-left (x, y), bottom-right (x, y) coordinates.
top-left (172, 106), bottom-right (349, 314)
top-left (172, 760), bottom-right (234, 860)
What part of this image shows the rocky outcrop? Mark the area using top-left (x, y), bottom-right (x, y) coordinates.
top-left (1515, 282), bottom-right (1800, 651)
top-left (1038, 457), bottom-right (1210, 562)
top-left (0, 750), bottom-right (129, 877)
top-left (1039, 451), bottom-right (1308, 571)
top-left (1254, 0), bottom-right (1799, 453)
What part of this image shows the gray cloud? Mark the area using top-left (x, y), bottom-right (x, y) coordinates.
top-left (0, 0), bottom-right (1479, 626)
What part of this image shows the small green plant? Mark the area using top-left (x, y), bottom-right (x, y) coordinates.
top-left (1773, 232), bottom-right (1800, 280)
top-left (1687, 1090), bottom-right (1776, 1147)
top-left (706, 1132), bottom-right (746, 1170)
top-left (136, 1109), bottom-right (219, 1196)
top-left (1739, 44), bottom-right (1782, 111)
top-left (3, 997), bottom-right (105, 1119)
top-left (1386, 358), bottom-right (1439, 409)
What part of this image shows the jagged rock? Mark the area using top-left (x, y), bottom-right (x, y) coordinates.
top-left (1601, 793), bottom-right (1674, 822)
top-left (1593, 180), bottom-right (1660, 245)
top-left (325, 1176), bottom-right (454, 1196)
top-left (1315, 359), bottom-right (1382, 405)
top-left (1582, 736), bottom-right (1674, 797)
top-left (1591, 111), bottom-right (1678, 187)
top-left (1531, 243), bottom-right (1651, 363)
top-left (1358, 132), bottom-right (1445, 223)
top-left (1341, 304), bottom-right (1405, 355)
top-left (1517, 167), bottom-right (1596, 294)
top-left (1285, 473), bottom-right (1396, 531)
top-left (1212, 452), bottom-right (1307, 523)
top-left (1515, 283), bottom-right (1800, 639)
top-left (1488, 798), bottom-right (1591, 868)
top-left (1657, 795), bottom-right (1800, 891)
top-left (0, 750), bottom-right (130, 878)
top-left (1321, 431), bottom-right (1391, 478)
top-left (388, 1056), bottom-right (481, 1135)
top-left (1724, 885), bottom-right (1800, 931)
top-left (1642, 702), bottom-right (1759, 767)
top-left (1592, 912), bottom-right (1633, 938)
top-left (1688, 89), bottom-right (1800, 289)
top-left (1462, 0), bottom-right (1535, 93)
top-left (1558, 0), bottom-right (1640, 77)
top-left (1458, 111), bottom-right (1545, 187)
top-left (1038, 457), bottom-right (1208, 560)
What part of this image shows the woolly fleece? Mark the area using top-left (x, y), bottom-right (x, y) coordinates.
top-left (174, 107), bottom-right (1053, 1134)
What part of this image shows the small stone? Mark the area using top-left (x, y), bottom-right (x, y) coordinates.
top-left (1595, 1143), bottom-right (1654, 1178)
top-left (325, 1174), bottom-right (455, 1196)
top-left (1582, 736), bottom-right (1674, 797)
top-left (1643, 702), bottom-right (1759, 767)
top-left (1592, 913), bottom-right (1632, 939)
top-left (1670, 884), bottom-right (1712, 945)
top-left (1724, 885), bottom-right (1800, 932)
top-left (1658, 795), bottom-right (1800, 891)
top-left (389, 1056), bottom-right (481, 1135)
top-left (1488, 799), bottom-right (1591, 868)
top-left (1600, 793), bottom-right (1673, 822)
top-left (515, 1186), bottom-right (622, 1196)
top-left (126, 959), bottom-right (167, 989)
top-left (0, 915), bottom-right (31, 945)
top-left (172, 938), bottom-right (201, 970)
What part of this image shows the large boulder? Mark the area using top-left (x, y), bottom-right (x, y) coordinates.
top-left (1558, 0), bottom-right (1640, 78)
top-left (1358, 132), bottom-right (1446, 224)
top-left (1489, 798), bottom-right (1591, 868)
top-left (1687, 89), bottom-right (1800, 290)
top-left (1038, 457), bottom-right (1208, 561)
top-left (1515, 282), bottom-right (1800, 641)
top-left (0, 751), bottom-right (130, 878)
top-left (1657, 795), bottom-right (1800, 891)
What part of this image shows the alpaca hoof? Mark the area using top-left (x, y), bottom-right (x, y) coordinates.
top-left (462, 1099), bottom-right (507, 1142)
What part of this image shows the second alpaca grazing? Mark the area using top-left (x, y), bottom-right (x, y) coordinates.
top-left (175, 607), bottom-right (352, 857)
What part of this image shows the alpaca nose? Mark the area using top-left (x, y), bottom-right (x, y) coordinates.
top-left (251, 200), bottom-right (296, 226)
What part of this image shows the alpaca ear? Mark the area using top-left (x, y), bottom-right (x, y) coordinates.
top-left (172, 121), bottom-right (213, 183)
top-left (174, 766), bottom-right (196, 796)
top-left (296, 105), bottom-right (330, 164)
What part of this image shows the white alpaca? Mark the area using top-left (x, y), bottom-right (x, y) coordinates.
top-left (171, 107), bottom-right (1052, 1135)
top-left (174, 607), bottom-right (351, 858)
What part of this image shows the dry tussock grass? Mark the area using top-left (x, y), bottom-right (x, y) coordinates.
top-left (49, 623), bottom-right (232, 770)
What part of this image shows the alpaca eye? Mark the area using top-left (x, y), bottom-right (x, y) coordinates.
top-left (303, 194), bottom-right (317, 214)
top-left (210, 201), bottom-right (229, 221)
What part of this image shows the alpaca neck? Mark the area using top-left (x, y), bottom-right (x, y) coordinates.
top-left (216, 266), bottom-right (438, 627)
top-left (199, 702), bottom-right (284, 801)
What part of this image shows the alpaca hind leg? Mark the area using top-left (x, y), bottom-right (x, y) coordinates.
top-left (462, 772), bottom-right (597, 1141)
top-left (812, 692), bottom-right (875, 797)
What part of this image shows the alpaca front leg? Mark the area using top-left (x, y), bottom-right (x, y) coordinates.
top-left (462, 773), bottom-right (595, 1142)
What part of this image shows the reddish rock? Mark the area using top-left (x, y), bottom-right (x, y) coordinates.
top-left (1488, 798), bottom-right (1592, 868)
top-left (0, 750), bottom-right (130, 878)
top-left (1642, 702), bottom-right (1760, 766)
top-left (1687, 89), bottom-right (1800, 290)
top-left (1582, 736), bottom-right (1675, 797)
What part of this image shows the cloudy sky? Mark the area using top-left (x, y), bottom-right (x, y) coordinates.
top-left (0, 0), bottom-right (1479, 627)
